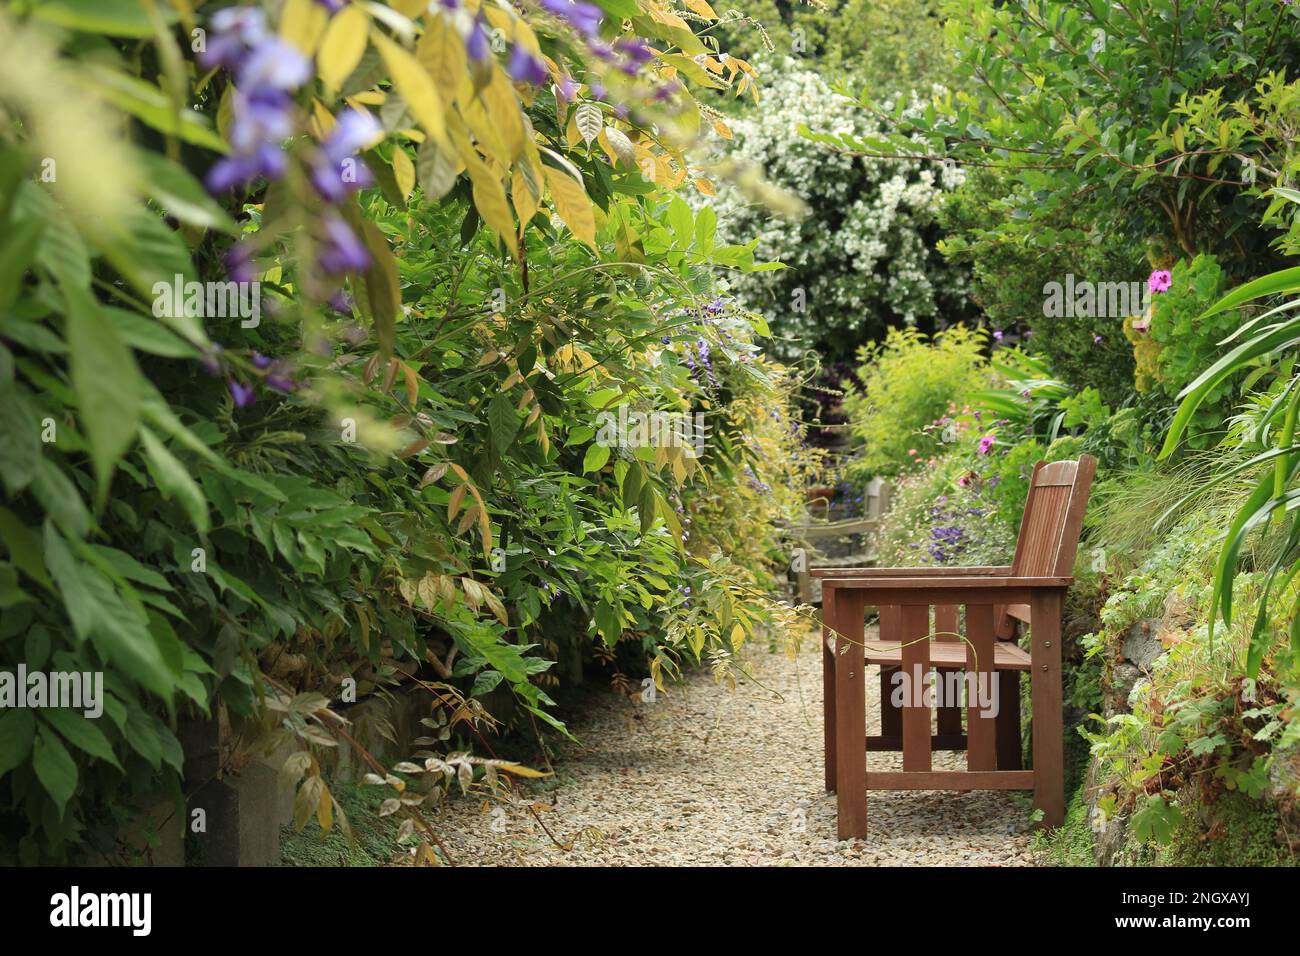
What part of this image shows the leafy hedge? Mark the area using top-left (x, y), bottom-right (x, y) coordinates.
top-left (0, 0), bottom-right (807, 863)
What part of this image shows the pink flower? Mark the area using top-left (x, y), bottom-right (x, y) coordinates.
top-left (908, 448), bottom-right (918, 456)
top-left (1148, 269), bottom-right (1171, 293)
top-left (978, 434), bottom-right (996, 455)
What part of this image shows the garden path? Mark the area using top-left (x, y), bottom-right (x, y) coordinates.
top-left (433, 627), bottom-right (1042, 866)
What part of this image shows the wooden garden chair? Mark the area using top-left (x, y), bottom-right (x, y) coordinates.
top-left (812, 456), bottom-right (1095, 839)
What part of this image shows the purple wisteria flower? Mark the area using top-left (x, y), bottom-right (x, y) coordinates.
top-left (1148, 269), bottom-right (1172, 293)
top-left (238, 37), bottom-right (312, 91)
top-left (203, 16), bottom-right (310, 195)
top-left (318, 216), bottom-right (371, 275)
top-left (206, 144), bottom-right (287, 194)
top-left (310, 108), bottom-right (380, 201)
top-left (198, 8), bottom-right (268, 71)
top-left (554, 74), bottom-right (579, 103)
top-left (617, 38), bottom-right (654, 64)
top-left (540, 0), bottom-right (603, 37)
top-left (466, 19), bottom-right (490, 63)
top-left (224, 242), bottom-right (258, 284)
top-left (977, 434), bottom-right (996, 455)
top-left (651, 81), bottom-right (680, 102)
top-left (328, 291), bottom-right (355, 315)
top-left (508, 45), bottom-right (548, 85)
top-left (228, 90), bottom-right (295, 153)
top-left (200, 343), bottom-right (224, 377)
top-left (229, 380), bottom-right (256, 408)
top-left (315, 0), bottom-right (347, 12)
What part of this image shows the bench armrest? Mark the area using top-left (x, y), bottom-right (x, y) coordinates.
top-left (810, 565), bottom-right (1011, 579)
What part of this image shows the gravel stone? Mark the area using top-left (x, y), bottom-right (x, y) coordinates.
top-left (432, 631), bottom-right (1042, 866)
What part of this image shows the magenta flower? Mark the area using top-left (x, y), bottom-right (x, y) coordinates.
top-left (1148, 269), bottom-right (1172, 293)
top-left (977, 434), bottom-right (996, 455)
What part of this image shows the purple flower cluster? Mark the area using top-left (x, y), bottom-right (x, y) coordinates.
top-left (539, 0), bottom-right (603, 37)
top-left (1148, 269), bottom-right (1172, 293)
top-left (508, 44), bottom-right (548, 85)
top-left (202, 6), bottom-right (374, 282)
top-left (929, 524), bottom-right (966, 564)
top-left (199, 343), bottom-right (298, 410)
top-left (202, 8), bottom-right (310, 194)
top-left (684, 337), bottom-right (718, 388)
top-left (308, 108), bottom-right (380, 203)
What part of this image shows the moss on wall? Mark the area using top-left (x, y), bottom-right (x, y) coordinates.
top-left (1155, 791), bottom-right (1297, 867)
top-left (278, 779), bottom-right (405, 867)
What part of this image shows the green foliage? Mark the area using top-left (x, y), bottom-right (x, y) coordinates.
top-left (815, 0), bottom-right (1300, 274)
top-left (713, 0), bottom-right (950, 95)
top-left (1156, 790), bottom-right (1296, 867)
top-left (1146, 256), bottom-right (1244, 447)
top-left (0, 0), bottom-right (805, 864)
top-left (277, 778), bottom-right (403, 867)
top-left (843, 326), bottom-right (989, 477)
top-left (708, 61), bottom-right (973, 360)
top-left (1158, 247), bottom-right (1300, 678)
top-left (938, 170), bottom-right (1141, 404)
top-left (872, 447), bottom-right (1017, 568)
top-left (1080, 508), bottom-right (1300, 857)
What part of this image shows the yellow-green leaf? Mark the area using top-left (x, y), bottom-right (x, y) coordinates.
top-left (543, 165), bottom-right (596, 249)
top-left (373, 31), bottom-right (447, 149)
top-left (392, 146), bottom-right (416, 201)
top-left (280, 0), bottom-right (330, 56)
top-left (318, 4), bottom-right (370, 94)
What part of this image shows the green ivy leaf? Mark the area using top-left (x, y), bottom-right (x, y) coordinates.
top-left (139, 426), bottom-right (209, 533)
top-left (62, 279), bottom-right (141, 499)
top-left (32, 729), bottom-right (78, 816)
top-left (40, 709), bottom-right (122, 770)
top-left (582, 442), bottom-right (611, 474)
top-left (487, 394), bottom-right (522, 455)
top-left (1131, 793), bottom-right (1183, 845)
top-left (0, 708), bottom-right (36, 777)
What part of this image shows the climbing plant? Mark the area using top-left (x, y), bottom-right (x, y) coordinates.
top-left (0, 0), bottom-right (804, 864)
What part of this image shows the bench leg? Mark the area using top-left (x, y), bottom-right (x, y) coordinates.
top-left (822, 593), bottom-right (837, 793)
top-left (879, 666), bottom-right (902, 737)
top-left (1030, 591), bottom-right (1064, 828)
top-left (934, 605), bottom-right (963, 737)
top-left (834, 589), bottom-right (868, 839)
top-left (996, 670), bottom-right (1022, 771)
top-left (878, 606), bottom-right (903, 740)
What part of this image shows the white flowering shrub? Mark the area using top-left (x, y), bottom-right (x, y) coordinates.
top-left (708, 60), bottom-right (972, 359)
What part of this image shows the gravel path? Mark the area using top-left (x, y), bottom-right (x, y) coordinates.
top-left (433, 630), bottom-right (1042, 866)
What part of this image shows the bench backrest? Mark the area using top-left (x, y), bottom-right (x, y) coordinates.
top-left (995, 455), bottom-right (1096, 639)
top-left (1009, 456), bottom-right (1096, 578)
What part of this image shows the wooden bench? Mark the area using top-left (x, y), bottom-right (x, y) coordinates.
top-left (788, 477), bottom-right (892, 603)
top-left (812, 456), bottom-right (1095, 839)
